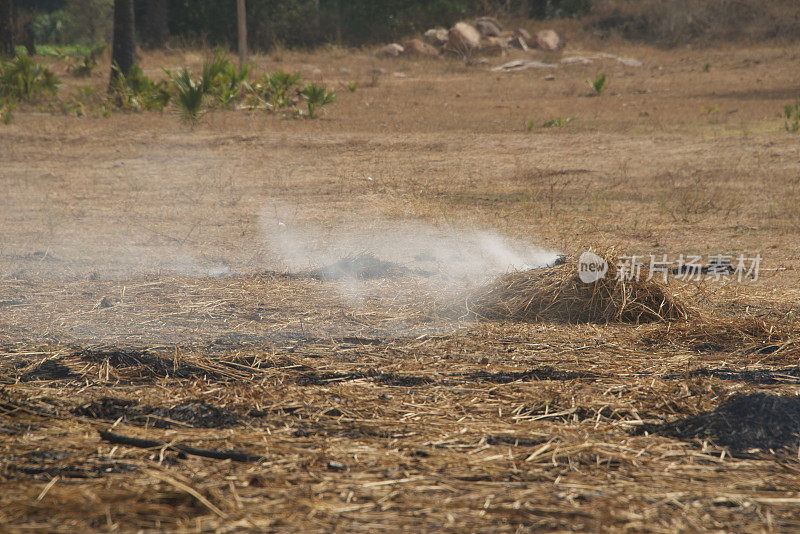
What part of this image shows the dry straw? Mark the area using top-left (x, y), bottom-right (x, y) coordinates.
top-left (465, 250), bottom-right (689, 324)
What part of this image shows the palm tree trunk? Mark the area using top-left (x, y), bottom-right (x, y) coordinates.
top-left (144, 0), bottom-right (169, 49)
top-left (0, 0), bottom-right (14, 58)
top-left (110, 0), bottom-right (136, 82)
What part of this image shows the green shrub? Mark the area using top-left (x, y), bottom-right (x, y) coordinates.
top-left (36, 44), bottom-right (95, 57)
top-left (249, 69), bottom-right (302, 112)
top-left (70, 45), bottom-right (106, 77)
top-left (0, 54), bottom-right (61, 102)
top-left (109, 64), bottom-right (171, 112)
top-left (60, 85), bottom-right (106, 117)
top-left (542, 117), bottom-right (573, 127)
top-left (301, 83), bottom-right (336, 119)
top-left (783, 100), bottom-right (800, 132)
top-left (32, 0), bottom-right (113, 47)
top-left (170, 68), bottom-right (205, 123)
top-left (71, 55), bottom-right (97, 77)
top-left (200, 52), bottom-right (251, 107)
top-left (1, 99), bottom-right (16, 124)
top-left (586, 73), bottom-right (607, 95)
top-left (200, 52), bottom-right (230, 93)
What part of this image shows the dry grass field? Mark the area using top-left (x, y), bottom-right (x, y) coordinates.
top-left (2, 35), bottom-right (800, 532)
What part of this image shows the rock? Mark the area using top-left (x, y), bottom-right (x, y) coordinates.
top-left (617, 57), bottom-right (642, 67)
top-left (446, 22), bottom-right (482, 54)
top-left (481, 36), bottom-right (507, 57)
top-left (514, 28), bottom-right (532, 44)
top-left (378, 43), bottom-right (404, 57)
top-left (509, 35), bottom-right (529, 51)
top-left (95, 296), bottom-right (116, 309)
top-left (327, 461), bottom-right (347, 470)
top-left (535, 29), bottom-right (560, 51)
top-left (491, 59), bottom-right (560, 72)
top-left (423, 28), bottom-right (449, 47)
top-left (403, 38), bottom-right (439, 57)
top-left (561, 56), bottom-right (592, 65)
top-left (475, 16), bottom-right (503, 37)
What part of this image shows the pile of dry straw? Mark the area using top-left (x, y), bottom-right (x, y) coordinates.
top-left (466, 251), bottom-right (688, 324)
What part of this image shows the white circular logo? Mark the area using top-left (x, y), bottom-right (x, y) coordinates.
top-left (577, 251), bottom-right (608, 283)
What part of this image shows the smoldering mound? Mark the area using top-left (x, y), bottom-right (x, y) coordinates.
top-left (307, 253), bottom-right (413, 281)
top-left (464, 253), bottom-right (688, 324)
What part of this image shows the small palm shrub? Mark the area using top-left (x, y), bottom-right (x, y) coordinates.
top-left (60, 86), bottom-right (108, 117)
top-left (110, 64), bottom-right (171, 112)
top-left (1, 99), bottom-right (16, 124)
top-left (301, 83), bottom-right (336, 119)
top-left (0, 54), bottom-right (61, 102)
top-left (170, 68), bottom-right (205, 123)
top-left (250, 69), bottom-right (302, 112)
top-left (213, 62), bottom-right (251, 107)
top-left (70, 45), bottom-right (106, 77)
top-left (783, 100), bottom-right (800, 133)
top-left (71, 55), bottom-right (97, 78)
top-left (586, 73), bottom-right (607, 95)
top-left (200, 51), bottom-right (250, 107)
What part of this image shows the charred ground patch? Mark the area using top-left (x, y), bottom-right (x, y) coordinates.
top-left (637, 392), bottom-right (800, 453)
top-left (457, 367), bottom-right (597, 383)
top-left (294, 367), bottom-right (595, 387)
top-left (74, 397), bottom-right (242, 429)
top-left (296, 370), bottom-right (436, 387)
top-left (660, 367), bottom-right (800, 385)
top-left (19, 360), bottom-right (78, 382)
top-left (77, 349), bottom-right (225, 381)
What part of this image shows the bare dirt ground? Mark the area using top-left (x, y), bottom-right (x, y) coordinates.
top-left (2, 38), bottom-right (800, 532)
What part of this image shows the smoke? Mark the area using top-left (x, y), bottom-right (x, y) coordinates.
top-left (0, 198), bottom-right (559, 347)
top-left (259, 204), bottom-right (560, 304)
top-left (0, 237), bottom-right (233, 280)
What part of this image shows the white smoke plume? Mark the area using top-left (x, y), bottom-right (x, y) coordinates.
top-left (259, 204), bottom-right (560, 304)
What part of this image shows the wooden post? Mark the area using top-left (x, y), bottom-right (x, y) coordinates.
top-left (237, 0), bottom-right (247, 67)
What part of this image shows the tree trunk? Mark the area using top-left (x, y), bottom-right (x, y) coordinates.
top-left (335, 0), bottom-right (342, 45)
top-left (144, 0), bottom-right (169, 49)
top-left (110, 0), bottom-right (136, 82)
top-left (0, 0), bottom-right (14, 58)
top-left (16, 8), bottom-right (36, 56)
top-left (22, 23), bottom-right (35, 56)
top-left (529, 0), bottom-right (549, 18)
top-left (237, 0), bottom-right (247, 67)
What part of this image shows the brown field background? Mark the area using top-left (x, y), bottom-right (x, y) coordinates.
top-left (1, 31), bottom-right (800, 532)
